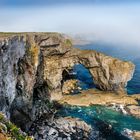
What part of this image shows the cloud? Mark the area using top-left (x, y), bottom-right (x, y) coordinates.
top-left (0, 3), bottom-right (140, 46)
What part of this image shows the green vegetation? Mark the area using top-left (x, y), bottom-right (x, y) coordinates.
top-left (25, 35), bottom-right (40, 68)
top-left (0, 113), bottom-right (33, 140)
top-left (65, 39), bottom-right (72, 46)
top-left (28, 43), bottom-right (39, 66)
top-left (44, 99), bottom-right (54, 109)
top-left (0, 32), bottom-right (60, 38)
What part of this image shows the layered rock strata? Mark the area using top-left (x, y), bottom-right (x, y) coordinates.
top-left (0, 33), bottom-right (135, 138)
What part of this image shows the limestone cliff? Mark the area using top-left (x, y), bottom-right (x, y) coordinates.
top-left (0, 33), bottom-right (135, 133)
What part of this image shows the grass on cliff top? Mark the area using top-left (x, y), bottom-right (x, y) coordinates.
top-left (0, 113), bottom-right (33, 140)
top-left (65, 39), bottom-right (72, 46)
top-left (0, 32), bottom-right (60, 38)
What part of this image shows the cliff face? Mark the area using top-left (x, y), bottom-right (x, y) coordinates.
top-left (0, 33), bottom-right (135, 130)
top-left (0, 36), bottom-right (25, 113)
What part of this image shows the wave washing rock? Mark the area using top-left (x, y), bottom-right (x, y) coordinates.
top-left (0, 33), bottom-right (135, 139)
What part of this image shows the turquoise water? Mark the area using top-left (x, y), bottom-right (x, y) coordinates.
top-left (75, 43), bottom-right (140, 94)
top-left (58, 105), bottom-right (140, 139)
top-left (58, 43), bottom-right (140, 139)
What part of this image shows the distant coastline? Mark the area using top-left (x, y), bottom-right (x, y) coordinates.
top-left (70, 35), bottom-right (92, 46)
top-left (72, 39), bottom-right (92, 46)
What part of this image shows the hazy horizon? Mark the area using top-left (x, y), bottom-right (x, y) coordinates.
top-left (1, 0), bottom-right (140, 46)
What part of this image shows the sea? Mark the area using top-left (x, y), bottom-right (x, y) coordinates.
top-left (58, 43), bottom-right (140, 140)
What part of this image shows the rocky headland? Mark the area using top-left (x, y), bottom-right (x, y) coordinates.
top-left (0, 32), bottom-right (139, 139)
top-left (59, 89), bottom-right (140, 118)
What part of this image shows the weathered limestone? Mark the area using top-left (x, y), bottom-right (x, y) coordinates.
top-left (30, 116), bottom-right (92, 140)
top-left (58, 89), bottom-right (139, 107)
top-left (0, 33), bottom-right (135, 131)
top-left (62, 79), bottom-right (79, 94)
top-left (0, 36), bottom-right (25, 113)
top-left (41, 36), bottom-right (135, 100)
top-left (133, 131), bottom-right (140, 140)
top-left (59, 89), bottom-right (140, 119)
top-left (126, 105), bottom-right (140, 118)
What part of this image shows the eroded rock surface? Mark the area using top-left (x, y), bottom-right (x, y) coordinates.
top-left (0, 36), bottom-right (25, 114)
top-left (44, 48), bottom-right (135, 99)
top-left (62, 79), bottom-right (79, 95)
top-left (126, 105), bottom-right (140, 118)
top-left (0, 33), bottom-right (135, 139)
top-left (59, 89), bottom-right (139, 107)
top-left (133, 131), bottom-right (140, 140)
top-left (59, 89), bottom-right (140, 120)
top-left (30, 116), bottom-right (92, 140)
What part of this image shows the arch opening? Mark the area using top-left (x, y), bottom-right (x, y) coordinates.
top-left (61, 64), bottom-right (96, 95)
top-left (72, 64), bottom-right (96, 90)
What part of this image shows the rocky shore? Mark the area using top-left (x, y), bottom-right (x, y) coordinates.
top-left (0, 32), bottom-right (139, 140)
top-left (29, 116), bottom-right (92, 140)
top-left (58, 89), bottom-right (140, 140)
top-left (59, 89), bottom-right (140, 118)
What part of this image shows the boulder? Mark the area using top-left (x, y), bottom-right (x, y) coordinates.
top-left (126, 105), bottom-right (140, 118)
top-left (29, 116), bottom-right (92, 140)
top-left (133, 131), bottom-right (140, 140)
top-left (62, 79), bottom-right (79, 95)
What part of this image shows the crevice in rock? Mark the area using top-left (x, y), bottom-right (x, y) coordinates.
top-left (0, 33), bottom-right (136, 140)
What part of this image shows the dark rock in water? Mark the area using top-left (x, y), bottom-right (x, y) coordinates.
top-left (0, 33), bottom-right (135, 139)
top-left (89, 119), bottom-right (131, 140)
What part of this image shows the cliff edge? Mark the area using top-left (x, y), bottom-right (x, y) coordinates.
top-left (0, 32), bottom-right (135, 138)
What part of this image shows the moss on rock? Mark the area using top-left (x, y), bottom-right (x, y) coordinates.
top-left (0, 113), bottom-right (33, 140)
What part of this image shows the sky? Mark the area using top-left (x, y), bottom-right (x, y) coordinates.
top-left (0, 0), bottom-right (140, 46)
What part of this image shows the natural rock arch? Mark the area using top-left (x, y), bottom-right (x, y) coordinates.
top-left (43, 48), bottom-right (134, 99)
top-left (0, 33), bottom-right (135, 130)
top-left (0, 33), bottom-right (133, 102)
